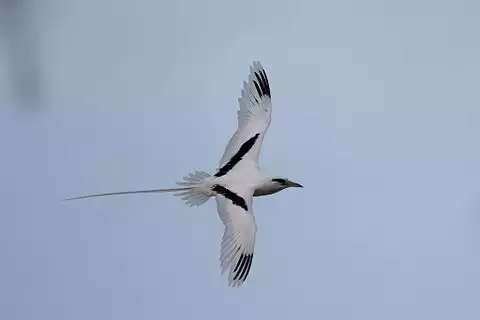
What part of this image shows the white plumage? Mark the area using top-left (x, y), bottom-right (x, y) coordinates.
top-left (65, 61), bottom-right (303, 287)
top-left (218, 61), bottom-right (272, 168)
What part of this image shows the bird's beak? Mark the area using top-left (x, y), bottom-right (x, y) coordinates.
top-left (287, 181), bottom-right (303, 188)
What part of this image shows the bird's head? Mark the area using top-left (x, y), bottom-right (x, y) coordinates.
top-left (271, 177), bottom-right (303, 190)
top-left (254, 177), bottom-right (303, 197)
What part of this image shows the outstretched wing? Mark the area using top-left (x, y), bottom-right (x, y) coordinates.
top-left (214, 184), bottom-right (257, 287)
top-left (216, 61), bottom-right (272, 175)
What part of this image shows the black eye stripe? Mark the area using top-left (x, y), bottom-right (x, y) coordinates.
top-left (272, 178), bottom-right (286, 184)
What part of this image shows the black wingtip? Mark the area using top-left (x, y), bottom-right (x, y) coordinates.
top-left (253, 69), bottom-right (271, 99)
top-left (233, 253), bottom-right (254, 282)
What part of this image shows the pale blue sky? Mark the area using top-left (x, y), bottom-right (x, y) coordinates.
top-left (1, 0), bottom-right (480, 319)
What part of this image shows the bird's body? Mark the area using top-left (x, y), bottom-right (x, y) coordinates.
top-left (65, 61), bottom-right (303, 287)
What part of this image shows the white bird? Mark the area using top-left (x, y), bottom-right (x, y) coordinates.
top-left (65, 61), bottom-right (303, 287)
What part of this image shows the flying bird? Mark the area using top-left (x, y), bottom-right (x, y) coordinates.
top-left (65, 61), bottom-right (303, 287)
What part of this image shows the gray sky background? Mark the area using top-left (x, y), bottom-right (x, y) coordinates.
top-left (1, 0), bottom-right (480, 319)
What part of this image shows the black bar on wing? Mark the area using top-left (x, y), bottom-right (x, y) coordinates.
top-left (212, 185), bottom-right (248, 211)
top-left (214, 133), bottom-right (260, 177)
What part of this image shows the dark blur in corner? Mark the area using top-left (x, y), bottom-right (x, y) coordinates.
top-left (0, 0), bottom-right (52, 113)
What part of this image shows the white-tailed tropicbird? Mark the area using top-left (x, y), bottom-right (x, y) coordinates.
top-left (65, 61), bottom-right (303, 287)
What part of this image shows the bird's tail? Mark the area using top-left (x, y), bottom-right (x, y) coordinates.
top-left (173, 169), bottom-right (214, 206)
top-left (64, 169), bottom-right (214, 207)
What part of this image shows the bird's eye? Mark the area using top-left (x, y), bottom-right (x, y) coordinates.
top-left (272, 178), bottom-right (286, 184)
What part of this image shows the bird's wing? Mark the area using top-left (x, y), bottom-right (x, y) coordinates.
top-left (216, 61), bottom-right (272, 176)
top-left (215, 184), bottom-right (257, 287)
